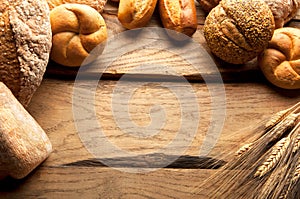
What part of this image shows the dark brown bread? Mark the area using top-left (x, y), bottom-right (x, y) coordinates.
top-left (203, 0), bottom-right (275, 64)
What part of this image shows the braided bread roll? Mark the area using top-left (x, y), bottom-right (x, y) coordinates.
top-left (258, 27), bottom-right (300, 89)
top-left (47, 0), bottom-right (107, 13)
top-left (50, 4), bottom-right (107, 67)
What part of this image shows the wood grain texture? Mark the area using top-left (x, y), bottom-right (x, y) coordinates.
top-left (0, 167), bottom-right (216, 199)
top-left (45, 2), bottom-right (300, 81)
top-left (1, 2), bottom-right (300, 198)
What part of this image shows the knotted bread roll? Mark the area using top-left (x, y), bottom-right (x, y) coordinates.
top-left (258, 27), bottom-right (300, 89)
top-left (50, 4), bottom-right (107, 67)
top-left (47, 0), bottom-right (107, 13)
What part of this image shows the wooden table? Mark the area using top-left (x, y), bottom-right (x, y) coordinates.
top-left (1, 2), bottom-right (300, 198)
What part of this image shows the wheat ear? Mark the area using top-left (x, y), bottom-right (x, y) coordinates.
top-left (265, 102), bottom-right (300, 130)
top-left (269, 113), bottom-right (299, 142)
top-left (255, 137), bottom-right (290, 178)
top-left (293, 133), bottom-right (300, 153)
top-left (235, 143), bottom-right (253, 157)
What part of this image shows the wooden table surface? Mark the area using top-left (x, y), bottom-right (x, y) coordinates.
top-left (1, 2), bottom-right (300, 198)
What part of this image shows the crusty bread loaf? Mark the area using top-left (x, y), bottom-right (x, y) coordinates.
top-left (264, 0), bottom-right (300, 28)
top-left (203, 0), bottom-right (275, 64)
top-left (198, 0), bottom-right (300, 29)
top-left (118, 0), bottom-right (158, 29)
top-left (258, 27), bottom-right (300, 89)
top-left (0, 82), bottom-right (52, 179)
top-left (47, 0), bottom-right (107, 13)
top-left (50, 4), bottom-right (107, 67)
top-left (0, 0), bottom-right (52, 107)
top-left (159, 0), bottom-right (197, 38)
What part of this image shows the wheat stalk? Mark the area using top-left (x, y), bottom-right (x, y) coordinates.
top-left (266, 109), bottom-right (292, 130)
top-left (255, 137), bottom-right (290, 178)
top-left (293, 133), bottom-right (300, 153)
top-left (236, 143), bottom-right (253, 157)
top-left (292, 158), bottom-right (300, 183)
top-left (269, 113), bottom-right (299, 142)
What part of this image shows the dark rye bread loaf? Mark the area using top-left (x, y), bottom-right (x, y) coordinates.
top-left (0, 0), bottom-right (52, 107)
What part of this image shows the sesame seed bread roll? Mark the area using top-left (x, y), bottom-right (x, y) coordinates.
top-left (0, 0), bottom-right (52, 107)
top-left (198, 0), bottom-right (300, 29)
top-left (258, 27), bottom-right (300, 89)
top-left (159, 0), bottom-right (198, 38)
top-left (118, 0), bottom-right (158, 29)
top-left (203, 0), bottom-right (275, 64)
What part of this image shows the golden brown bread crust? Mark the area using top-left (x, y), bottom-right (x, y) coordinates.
top-left (0, 82), bottom-right (52, 179)
top-left (118, 0), bottom-right (158, 29)
top-left (159, 0), bottom-right (197, 37)
top-left (0, 0), bottom-right (52, 107)
top-left (198, 0), bottom-right (300, 29)
top-left (47, 0), bottom-right (107, 13)
top-left (203, 0), bottom-right (275, 64)
top-left (50, 4), bottom-right (107, 67)
top-left (258, 27), bottom-right (300, 89)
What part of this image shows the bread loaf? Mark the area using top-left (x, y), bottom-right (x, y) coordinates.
top-left (198, 0), bottom-right (300, 29)
top-left (203, 0), bottom-right (275, 64)
top-left (159, 0), bottom-right (197, 38)
top-left (258, 27), bottom-right (300, 89)
top-left (118, 0), bottom-right (158, 29)
top-left (0, 0), bottom-right (52, 107)
top-left (0, 82), bottom-right (52, 179)
top-left (50, 4), bottom-right (107, 67)
top-left (47, 0), bottom-right (107, 13)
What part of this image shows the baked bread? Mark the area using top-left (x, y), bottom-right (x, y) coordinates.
top-left (159, 0), bottom-right (198, 38)
top-left (118, 0), bottom-right (158, 29)
top-left (203, 0), bottom-right (275, 64)
top-left (258, 27), bottom-right (300, 89)
top-left (0, 82), bottom-right (52, 179)
top-left (50, 4), bottom-right (107, 67)
top-left (47, 0), bottom-right (107, 13)
top-left (264, 0), bottom-right (300, 28)
top-left (0, 0), bottom-right (52, 107)
top-left (198, 0), bottom-right (300, 29)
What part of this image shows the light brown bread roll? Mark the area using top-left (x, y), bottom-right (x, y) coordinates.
top-left (198, 0), bottom-right (300, 29)
top-left (258, 27), bottom-right (300, 89)
top-left (203, 0), bottom-right (275, 64)
top-left (0, 0), bottom-right (52, 107)
top-left (50, 4), bottom-right (107, 67)
top-left (159, 0), bottom-right (197, 38)
top-left (47, 0), bottom-right (107, 13)
top-left (118, 0), bottom-right (158, 29)
top-left (0, 82), bottom-right (52, 179)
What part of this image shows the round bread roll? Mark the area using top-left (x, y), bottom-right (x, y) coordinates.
top-left (50, 4), bottom-right (107, 67)
top-left (258, 27), bottom-right (300, 89)
top-left (198, 0), bottom-right (300, 29)
top-left (203, 0), bottom-right (275, 64)
top-left (47, 0), bottom-right (107, 13)
top-left (0, 0), bottom-right (52, 107)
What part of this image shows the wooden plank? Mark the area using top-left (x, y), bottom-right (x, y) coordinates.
top-left (45, 2), bottom-right (300, 82)
top-left (0, 167), bottom-right (215, 198)
top-left (23, 79), bottom-right (300, 166)
top-left (0, 79), bottom-right (299, 197)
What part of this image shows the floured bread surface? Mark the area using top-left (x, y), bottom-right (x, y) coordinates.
top-left (0, 0), bottom-right (52, 107)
